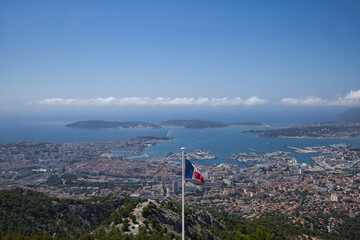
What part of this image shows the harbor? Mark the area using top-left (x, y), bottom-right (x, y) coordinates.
top-left (165, 149), bottom-right (217, 160)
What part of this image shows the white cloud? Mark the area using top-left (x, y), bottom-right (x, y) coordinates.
top-left (331, 89), bottom-right (360, 106)
top-left (37, 98), bottom-right (77, 105)
top-left (281, 96), bottom-right (326, 106)
top-left (30, 89), bottom-right (360, 107)
top-left (90, 97), bottom-right (117, 105)
top-left (32, 96), bottom-right (268, 106)
top-left (244, 96), bottom-right (268, 106)
top-left (280, 89), bottom-right (360, 106)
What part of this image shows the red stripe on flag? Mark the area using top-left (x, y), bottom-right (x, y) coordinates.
top-left (194, 171), bottom-right (205, 184)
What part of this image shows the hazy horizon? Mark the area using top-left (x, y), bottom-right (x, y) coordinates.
top-left (0, 105), bottom-right (349, 126)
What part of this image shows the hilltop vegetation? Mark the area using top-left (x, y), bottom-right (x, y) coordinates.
top-left (0, 189), bottom-right (123, 239)
top-left (0, 189), bottom-right (359, 240)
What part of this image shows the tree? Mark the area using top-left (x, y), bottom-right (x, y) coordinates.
top-left (122, 219), bottom-right (130, 232)
top-left (235, 226), bottom-right (274, 240)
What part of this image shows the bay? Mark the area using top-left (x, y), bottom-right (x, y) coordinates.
top-left (143, 126), bottom-right (360, 166)
top-left (1, 121), bottom-right (360, 166)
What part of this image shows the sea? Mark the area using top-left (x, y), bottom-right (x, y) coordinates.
top-left (1, 117), bottom-right (360, 167)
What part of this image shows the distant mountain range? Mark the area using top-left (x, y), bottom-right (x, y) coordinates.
top-left (66, 119), bottom-right (265, 129)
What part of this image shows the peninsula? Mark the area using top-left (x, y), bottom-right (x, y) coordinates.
top-left (160, 119), bottom-right (265, 129)
top-left (261, 124), bottom-right (360, 138)
top-left (66, 120), bottom-right (161, 129)
top-left (160, 119), bottom-right (228, 129)
top-left (66, 119), bottom-right (266, 129)
top-left (258, 108), bottom-right (360, 138)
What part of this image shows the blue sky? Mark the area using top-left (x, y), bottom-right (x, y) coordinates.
top-left (0, 0), bottom-right (360, 114)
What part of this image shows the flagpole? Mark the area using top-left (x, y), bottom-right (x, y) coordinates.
top-left (181, 147), bottom-right (185, 240)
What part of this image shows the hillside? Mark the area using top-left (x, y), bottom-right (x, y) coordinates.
top-left (89, 199), bottom-right (227, 240)
top-left (0, 189), bottom-right (123, 239)
top-left (1, 189), bottom-right (360, 240)
top-left (0, 189), bottom-right (280, 240)
top-left (336, 107), bottom-right (360, 123)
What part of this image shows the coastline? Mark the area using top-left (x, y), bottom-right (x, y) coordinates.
top-left (272, 135), bottom-right (356, 140)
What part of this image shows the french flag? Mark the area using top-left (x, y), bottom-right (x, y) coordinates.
top-left (185, 160), bottom-right (205, 184)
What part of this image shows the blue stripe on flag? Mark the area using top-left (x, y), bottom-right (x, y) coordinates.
top-left (185, 159), bottom-right (194, 179)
